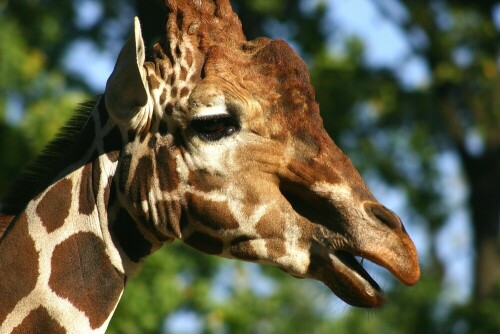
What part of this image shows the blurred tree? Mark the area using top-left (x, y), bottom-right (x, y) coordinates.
top-left (326, 2), bottom-right (500, 332)
top-left (1, 0), bottom-right (499, 333)
top-left (377, 0), bottom-right (500, 302)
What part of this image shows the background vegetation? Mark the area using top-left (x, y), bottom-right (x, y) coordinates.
top-left (1, 0), bottom-right (499, 333)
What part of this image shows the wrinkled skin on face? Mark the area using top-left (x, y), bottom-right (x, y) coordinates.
top-left (109, 0), bottom-right (420, 308)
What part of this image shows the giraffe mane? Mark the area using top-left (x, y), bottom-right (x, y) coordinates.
top-left (0, 101), bottom-right (96, 218)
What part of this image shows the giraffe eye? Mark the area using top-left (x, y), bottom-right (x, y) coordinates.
top-left (190, 114), bottom-right (240, 141)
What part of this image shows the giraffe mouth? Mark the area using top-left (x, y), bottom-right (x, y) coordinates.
top-left (321, 250), bottom-right (385, 308)
top-left (314, 235), bottom-right (419, 308)
top-left (308, 247), bottom-right (398, 308)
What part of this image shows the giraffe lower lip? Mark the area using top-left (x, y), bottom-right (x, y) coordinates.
top-left (322, 251), bottom-right (385, 308)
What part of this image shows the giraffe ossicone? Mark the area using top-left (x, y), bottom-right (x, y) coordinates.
top-left (0, 0), bottom-right (420, 332)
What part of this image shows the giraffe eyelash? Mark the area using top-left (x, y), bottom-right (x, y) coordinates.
top-left (190, 114), bottom-right (240, 141)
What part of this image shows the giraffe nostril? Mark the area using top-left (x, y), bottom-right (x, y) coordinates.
top-left (364, 202), bottom-right (403, 231)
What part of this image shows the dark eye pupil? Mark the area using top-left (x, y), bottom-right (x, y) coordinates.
top-left (191, 115), bottom-right (239, 141)
top-left (200, 122), bottom-right (225, 134)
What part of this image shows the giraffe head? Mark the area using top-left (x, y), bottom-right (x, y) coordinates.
top-left (106, 0), bottom-right (419, 307)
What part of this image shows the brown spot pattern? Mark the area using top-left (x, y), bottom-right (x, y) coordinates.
top-left (49, 232), bottom-right (124, 329)
top-left (187, 170), bottom-right (225, 193)
top-left (255, 208), bottom-right (287, 259)
top-left (156, 200), bottom-right (182, 238)
top-left (148, 74), bottom-right (161, 89)
top-left (179, 67), bottom-right (188, 81)
top-left (129, 156), bottom-right (154, 207)
top-left (118, 154), bottom-right (132, 194)
top-left (230, 236), bottom-right (260, 261)
top-left (106, 150), bottom-right (120, 163)
top-left (164, 103), bottom-right (174, 116)
top-left (148, 135), bottom-right (158, 149)
top-left (11, 307), bottom-right (66, 334)
top-left (287, 158), bottom-right (342, 187)
top-left (175, 45), bottom-right (182, 57)
top-left (112, 209), bottom-right (152, 262)
top-left (185, 232), bottom-right (223, 255)
top-left (185, 49), bottom-right (193, 67)
top-left (179, 208), bottom-right (190, 232)
top-left (171, 86), bottom-right (178, 98)
top-left (186, 193), bottom-right (239, 230)
top-left (156, 146), bottom-right (179, 192)
top-left (36, 178), bottom-right (72, 233)
top-left (79, 163), bottom-right (95, 215)
top-left (0, 214), bottom-right (39, 322)
top-left (160, 89), bottom-right (167, 105)
top-left (159, 120), bottom-right (169, 135)
top-left (180, 86), bottom-right (190, 98)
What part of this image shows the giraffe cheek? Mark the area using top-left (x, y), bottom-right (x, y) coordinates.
top-left (127, 156), bottom-right (155, 208)
top-left (153, 200), bottom-right (183, 239)
top-left (156, 145), bottom-right (180, 193)
top-left (254, 208), bottom-right (288, 259)
top-left (185, 192), bottom-right (240, 231)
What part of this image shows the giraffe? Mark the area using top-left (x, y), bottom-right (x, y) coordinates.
top-left (0, 0), bottom-right (420, 332)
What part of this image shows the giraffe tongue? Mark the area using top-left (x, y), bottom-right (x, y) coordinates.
top-left (321, 251), bottom-right (385, 308)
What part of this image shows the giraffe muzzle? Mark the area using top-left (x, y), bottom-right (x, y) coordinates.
top-left (305, 199), bottom-right (420, 307)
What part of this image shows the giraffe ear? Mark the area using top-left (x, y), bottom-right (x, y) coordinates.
top-left (105, 17), bottom-right (148, 126)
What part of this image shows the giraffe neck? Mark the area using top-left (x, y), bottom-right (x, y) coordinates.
top-left (0, 98), bottom-right (153, 333)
